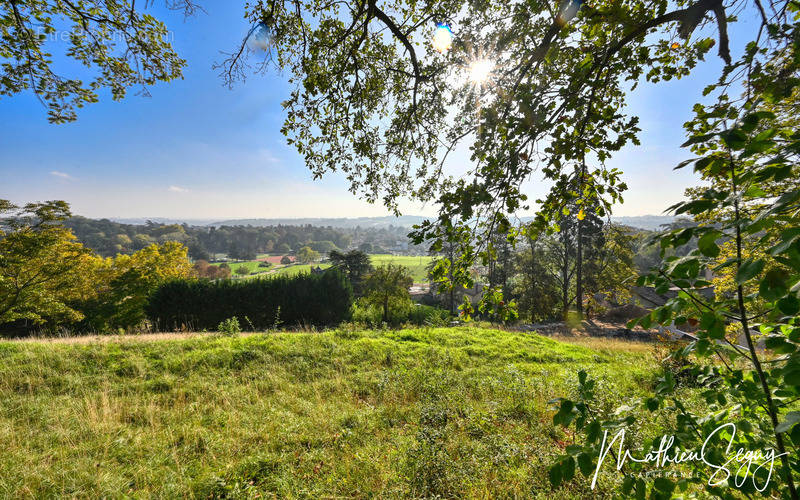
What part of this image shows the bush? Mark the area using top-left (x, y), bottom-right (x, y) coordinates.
top-left (217, 317), bottom-right (241, 336)
top-left (146, 269), bottom-right (353, 331)
top-left (258, 261), bottom-right (271, 268)
top-left (351, 299), bottom-right (449, 327)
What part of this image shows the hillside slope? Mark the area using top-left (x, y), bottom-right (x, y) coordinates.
top-left (0, 327), bottom-right (661, 498)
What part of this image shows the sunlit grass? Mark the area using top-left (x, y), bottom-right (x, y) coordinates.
top-left (0, 326), bottom-right (672, 498)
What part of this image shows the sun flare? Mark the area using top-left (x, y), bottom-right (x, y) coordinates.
top-left (468, 59), bottom-right (494, 84)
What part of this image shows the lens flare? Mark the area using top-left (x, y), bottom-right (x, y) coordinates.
top-left (432, 24), bottom-right (453, 53)
top-left (247, 22), bottom-right (272, 52)
top-left (468, 59), bottom-right (494, 84)
top-left (555, 0), bottom-right (583, 27)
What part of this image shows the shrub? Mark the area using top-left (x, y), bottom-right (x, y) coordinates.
top-left (351, 299), bottom-right (449, 327)
top-left (146, 269), bottom-right (353, 331)
top-left (217, 317), bottom-right (241, 336)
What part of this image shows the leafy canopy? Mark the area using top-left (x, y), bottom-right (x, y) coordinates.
top-left (1, 0), bottom-right (198, 122)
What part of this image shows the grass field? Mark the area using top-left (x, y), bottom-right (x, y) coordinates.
top-left (222, 260), bottom-right (271, 276)
top-left (213, 254), bottom-right (433, 281)
top-left (0, 327), bottom-right (679, 498)
top-left (271, 263), bottom-right (331, 276)
top-left (369, 254), bottom-right (432, 281)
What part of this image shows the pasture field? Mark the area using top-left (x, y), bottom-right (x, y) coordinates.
top-left (222, 260), bottom-right (271, 276)
top-left (270, 263), bottom-right (331, 276)
top-left (369, 254), bottom-right (433, 281)
top-left (0, 326), bottom-right (687, 498)
top-left (214, 254), bottom-right (433, 281)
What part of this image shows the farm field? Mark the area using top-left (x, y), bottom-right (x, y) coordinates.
top-left (215, 254), bottom-right (433, 281)
top-left (222, 260), bottom-right (271, 276)
top-left (0, 327), bottom-right (677, 498)
top-left (271, 263), bottom-right (331, 276)
top-left (369, 254), bottom-right (432, 281)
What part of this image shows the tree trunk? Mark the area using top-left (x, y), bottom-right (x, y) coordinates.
top-left (561, 231), bottom-right (569, 317)
top-left (576, 216), bottom-right (584, 318)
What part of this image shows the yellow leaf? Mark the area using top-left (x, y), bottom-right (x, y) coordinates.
top-left (577, 209), bottom-right (586, 221)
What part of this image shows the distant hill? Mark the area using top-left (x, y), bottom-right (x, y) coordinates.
top-left (106, 214), bottom-right (676, 231)
top-left (108, 217), bottom-right (219, 226)
top-left (610, 215), bottom-right (676, 231)
top-left (206, 215), bottom-right (429, 229)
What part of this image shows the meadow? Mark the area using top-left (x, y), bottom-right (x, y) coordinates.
top-left (0, 326), bottom-right (685, 498)
top-left (218, 254), bottom-right (433, 281)
top-left (368, 254), bottom-right (432, 281)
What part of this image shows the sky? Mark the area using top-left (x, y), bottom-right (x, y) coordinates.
top-left (0, 2), bottom-right (758, 220)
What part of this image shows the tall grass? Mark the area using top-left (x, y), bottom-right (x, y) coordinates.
top-left (0, 327), bottom-right (670, 498)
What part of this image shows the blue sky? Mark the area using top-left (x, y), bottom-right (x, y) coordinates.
top-left (0, 2), bottom-right (755, 220)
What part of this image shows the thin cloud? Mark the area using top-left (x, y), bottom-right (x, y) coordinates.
top-left (168, 185), bottom-right (189, 193)
top-left (258, 149), bottom-right (281, 163)
top-left (50, 171), bottom-right (74, 180)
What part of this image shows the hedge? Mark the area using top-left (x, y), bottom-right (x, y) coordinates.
top-left (146, 269), bottom-right (353, 331)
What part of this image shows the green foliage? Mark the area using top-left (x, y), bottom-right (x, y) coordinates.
top-left (553, 14), bottom-right (800, 497)
top-left (0, 201), bottom-right (194, 336)
top-left (329, 249), bottom-right (373, 296)
top-left (224, 0), bottom-right (740, 304)
top-left (0, 200), bottom-right (98, 329)
top-left (217, 317), bottom-right (241, 336)
top-left (146, 269), bottom-right (353, 330)
top-left (80, 241), bottom-right (192, 332)
top-left (364, 264), bottom-right (414, 323)
top-left (351, 300), bottom-right (449, 328)
top-left (296, 246), bottom-right (320, 264)
top-left (1, 0), bottom-right (191, 122)
top-left (65, 217), bottom-right (402, 259)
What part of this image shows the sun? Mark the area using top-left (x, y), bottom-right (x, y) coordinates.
top-left (468, 59), bottom-right (494, 84)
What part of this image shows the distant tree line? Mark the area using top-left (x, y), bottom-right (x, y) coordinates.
top-left (0, 201), bottom-right (357, 336)
top-left (0, 201), bottom-right (194, 337)
top-left (64, 217), bottom-right (419, 260)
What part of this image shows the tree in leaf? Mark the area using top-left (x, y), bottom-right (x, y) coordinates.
top-left (550, 14), bottom-right (800, 497)
top-left (1, 0), bottom-right (198, 122)
top-left (94, 241), bottom-right (193, 330)
top-left (219, 0), bottom-right (743, 313)
top-left (364, 263), bottom-right (413, 323)
top-left (297, 246), bottom-right (319, 264)
top-left (0, 200), bottom-right (101, 327)
top-left (328, 249), bottom-right (373, 296)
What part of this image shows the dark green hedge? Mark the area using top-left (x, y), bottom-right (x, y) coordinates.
top-left (146, 270), bottom-right (353, 331)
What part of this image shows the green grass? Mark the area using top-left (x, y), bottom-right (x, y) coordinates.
top-left (0, 327), bottom-right (675, 498)
top-left (370, 254), bottom-right (432, 281)
top-left (215, 260), bottom-right (270, 276)
top-left (270, 263), bottom-right (331, 277)
top-left (217, 254), bottom-right (433, 281)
